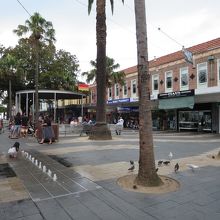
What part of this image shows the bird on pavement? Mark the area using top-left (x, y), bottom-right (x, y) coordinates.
top-left (128, 165), bottom-right (135, 171)
top-left (128, 160), bottom-right (135, 171)
top-left (130, 160), bottom-right (134, 165)
top-left (187, 164), bottom-right (199, 172)
top-left (168, 152), bottom-right (173, 161)
top-left (163, 161), bottom-right (170, 165)
top-left (174, 163), bottom-right (179, 173)
top-left (158, 160), bottom-right (163, 166)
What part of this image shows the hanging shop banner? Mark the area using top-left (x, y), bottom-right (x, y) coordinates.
top-left (158, 89), bottom-right (194, 99)
top-left (182, 47), bottom-right (194, 65)
top-left (107, 98), bottom-right (130, 104)
top-left (159, 96), bottom-right (194, 110)
top-left (78, 83), bottom-right (89, 91)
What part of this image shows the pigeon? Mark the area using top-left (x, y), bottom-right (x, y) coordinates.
top-left (174, 163), bottom-right (179, 173)
top-left (187, 164), bottom-right (199, 172)
top-left (158, 160), bottom-right (163, 166)
top-left (130, 160), bottom-right (134, 165)
top-left (168, 152), bottom-right (173, 161)
top-left (163, 161), bottom-right (170, 165)
top-left (128, 165), bottom-right (135, 171)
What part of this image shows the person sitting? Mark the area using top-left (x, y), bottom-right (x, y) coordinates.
top-left (8, 142), bottom-right (20, 158)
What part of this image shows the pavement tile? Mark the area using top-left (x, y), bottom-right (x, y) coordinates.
top-left (36, 199), bottom-right (61, 211)
top-left (192, 194), bottom-right (217, 206)
top-left (38, 209), bottom-right (73, 220)
top-left (56, 194), bottom-right (80, 207)
top-left (89, 189), bottom-right (156, 219)
top-left (65, 203), bottom-right (102, 220)
top-left (210, 190), bottom-right (220, 200)
top-left (25, 184), bottom-right (51, 201)
top-left (59, 179), bottom-right (87, 193)
top-left (41, 182), bottom-right (70, 196)
top-left (74, 177), bottom-right (101, 190)
top-left (22, 214), bottom-right (44, 220)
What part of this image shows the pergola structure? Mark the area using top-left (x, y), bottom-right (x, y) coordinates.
top-left (15, 89), bottom-right (86, 123)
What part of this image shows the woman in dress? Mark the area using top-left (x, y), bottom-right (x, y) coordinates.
top-left (39, 115), bottom-right (54, 144)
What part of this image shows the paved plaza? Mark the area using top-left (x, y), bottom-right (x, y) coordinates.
top-left (0, 129), bottom-right (220, 220)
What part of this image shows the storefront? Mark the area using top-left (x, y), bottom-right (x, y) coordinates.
top-left (157, 89), bottom-right (216, 132)
top-left (178, 110), bottom-right (211, 131)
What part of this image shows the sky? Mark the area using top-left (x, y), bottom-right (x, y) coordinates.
top-left (1, 0), bottom-right (220, 82)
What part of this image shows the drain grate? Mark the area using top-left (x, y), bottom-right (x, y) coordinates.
top-left (0, 163), bottom-right (17, 179)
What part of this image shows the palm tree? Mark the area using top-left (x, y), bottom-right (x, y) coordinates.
top-left (13, 12), bottom-right (56, 123)
top-left (82, 56), bottom-right (125, 87)
top-left (88, 0), bottom-right (124, 140)
top-left (0, 53), bottom-right (17, 119)
top-left (134, 0), bottom-right (162, 186)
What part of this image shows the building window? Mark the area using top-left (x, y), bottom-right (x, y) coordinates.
top-left (197, 62), bottom-right (207, 86)
top-left (131, 80), bottom-right (137, 95)
top-left (123, 83), bottom-right (127, 96)
top-left (180, 67), bottom-right (188, 89)
top-left (152, 74), bottom-right (159, 91)
top-left (165, 71), bottom-right (172, 91)
top-left (108, 87), bottom-right (112, 98)
top-left (115, 84), bottom-right (119, 97)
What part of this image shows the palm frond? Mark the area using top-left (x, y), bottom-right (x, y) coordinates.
top-left (88, 0), bottom-right (94, 14)
top-left (110, 0), bottom-right (114, 14)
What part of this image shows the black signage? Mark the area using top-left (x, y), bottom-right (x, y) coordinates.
top-left (158, 89), bottom-right (194, 99)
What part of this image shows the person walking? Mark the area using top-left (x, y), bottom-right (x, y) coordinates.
top-left (115, 117), bottom-right (124, 135)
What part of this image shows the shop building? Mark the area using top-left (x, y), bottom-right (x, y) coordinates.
top-left (88, 38), bottom-right (220, 133)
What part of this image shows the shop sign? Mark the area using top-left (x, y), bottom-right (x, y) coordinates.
top-left (158, 89), bottom-right (194, 99)
top-left (107, 98), bottom-right (130, 104)
top-left (117, 107), bottom-right (131, 112)
top-left (130, 97), bottom-right (139, 102)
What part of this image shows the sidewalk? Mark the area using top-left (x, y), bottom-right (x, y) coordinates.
top-left (0, 132), bottom-right (220, 219)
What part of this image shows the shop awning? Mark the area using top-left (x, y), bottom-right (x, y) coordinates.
top-left (159, 96), bottom-right (194, 110)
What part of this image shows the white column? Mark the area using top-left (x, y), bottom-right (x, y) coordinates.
top-left (15, 93), bottom-right (18, 113)
top-left (54, 93), bottom-right (56, 122)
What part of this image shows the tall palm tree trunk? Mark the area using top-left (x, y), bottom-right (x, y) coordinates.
top-left (134, 0), bottom-right (162, 186)
top-left (34, 39), bottom-right (39, 125)
top-left (96, 0), bottom-right (106, 123)
top-left (89, 0), bottom-right (112, 140)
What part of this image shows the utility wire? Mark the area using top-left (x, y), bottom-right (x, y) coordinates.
top-left (16, 0), bottom-right (32, 17)
top-left (158, 27), bottom-right (184, 47)
top-left (73, 0), bottom-right (159, 60)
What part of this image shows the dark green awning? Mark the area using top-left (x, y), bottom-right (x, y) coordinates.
top-left (159, 96), bottom-right (194, 110)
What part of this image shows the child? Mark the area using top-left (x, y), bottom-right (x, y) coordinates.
top-left (8, 142), bottom-right (20, 158)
